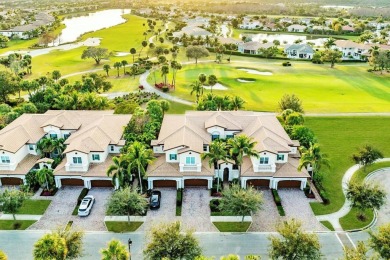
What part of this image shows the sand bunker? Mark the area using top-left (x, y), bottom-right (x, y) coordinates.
top-left (115, 52), bottom-right (130, 57)
top-left (238, 68), bottom-right (273, 76)
top-left (237, 78), bottom-right (255, 83)
top-left (203, 83), bottom-right (228, 90)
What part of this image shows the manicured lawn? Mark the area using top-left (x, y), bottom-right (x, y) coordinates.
top-left (167, 101), bottom-right (193, 114)
top-left (105, 221), bottom-right (143, 232)
top-left (351, 161), bottom-right (390, 184)
top-left (320, 221), bottom-right (335, 231)
top-left (150, 61), bottom-right (390, 113)
top-left (339, 208), bottom-right (374, 231)
top-left (213, 222), bottom-right (251, 232)
top-left (16, 200), bottom-right (51, 215)
top-left (305, 117), bottom-right (390, 215)
top-left (0, 220), bottom-right (36, 230)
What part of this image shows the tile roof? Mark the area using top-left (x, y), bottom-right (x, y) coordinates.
top-left (285, 44), bottom-right (314, 53)
top-left (0, 155), bottom-right (40, 175)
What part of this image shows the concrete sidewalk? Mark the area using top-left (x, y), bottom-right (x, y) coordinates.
top-left (0, 214), bottom-right (41, 221)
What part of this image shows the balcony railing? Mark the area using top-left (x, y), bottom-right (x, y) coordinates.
top-left (256, 164), bottom-right (276, 172)
top-left (182, 165), bottom-right (198, 172)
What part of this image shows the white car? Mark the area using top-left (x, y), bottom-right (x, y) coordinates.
top-left (78, 195), bottom-right (95, 217)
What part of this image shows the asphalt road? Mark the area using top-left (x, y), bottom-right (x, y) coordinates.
top-left (0, 230), bottom-right (372, 260)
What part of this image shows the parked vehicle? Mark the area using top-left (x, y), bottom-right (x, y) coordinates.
top-left (78, 195), bottom-right (95, 216)
top-left (149, 190), bottom-right (161, 209)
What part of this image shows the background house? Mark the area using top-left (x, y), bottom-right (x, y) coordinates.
top-left (284, 44), bottom-right (314, 59)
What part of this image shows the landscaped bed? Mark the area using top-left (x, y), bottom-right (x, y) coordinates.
top-left (105, 221), bottom-right (143, 232)
top-left (0, 220), bottom-right (36, 230)
top-left (213, 222), bottom-right (251, 232)
top-left (339, 208), bottom-right (374, 231)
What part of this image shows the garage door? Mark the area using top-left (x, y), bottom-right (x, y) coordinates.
top-left (184, 179), bottom-right (208, 187)
top-left (278, 180), bottom-right (301, 188)
top-left (61, 178), bottom-right (84, 186)
top-left (247, 179), bottom-right (270, 188)
top-left (1, 177), bottom-right (23, 185)
top-left (91, 180), bottom-right (114, 187)
top-left (154, 180), bottom-right (176, 187)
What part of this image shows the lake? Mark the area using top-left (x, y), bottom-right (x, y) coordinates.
top-left (54, 9), bottom-right (131, 45)
top-left (240, 33), bottom-right (328, 47)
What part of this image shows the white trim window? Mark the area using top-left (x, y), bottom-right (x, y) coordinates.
top-left (73, 157), bottom-right (82, 164)
top-left (259, 157), bottom-right (269, 164)
top-left (169, 154), bottom-right (177, 160)
top-left (277, 154), bottom-right (285, 161)
top-left (1, 155), bottom-right (10, 163)
top-left (185, 157), bottom-right (195, 165)
top-left (92, 154), bottom-right (100, 161)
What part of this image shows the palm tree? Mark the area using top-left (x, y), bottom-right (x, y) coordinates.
top-left (208, 74), bottom-right (218, 94)
top-left (139, 40), bottom-right (148, 58)
top-left (36, 137), bottom-right (65, 158)
top-left (100, 239), bottom-right (129, 260)
top-left (369, 45), bottom-right (380, 57)
top-left (298, 142), bottom-right (330, 177)
top-left (106, 155), bottom-right (130, 188)
top-left (121, 60), bottom-right (128, 75)
top-left (103, 64), bottom-right (111, 76)
top-left (126, 141), bottom-right (155, 194)
top-left (170, 61), bottom-right (182, 88)
top-left (190, 81), bottom-right (203, 103)
top-left (202, 140), bottom-right (228, 192)
top-left (159, 100), bottom-right (170, 115)
top-left (198, 73), bottom-right (207, 88)
top-left (230, 96), bottom-right (245, 111)
top-left (36, 168), bottom-right (54, 191)
top-left (228, 135), bottom-right (259, 178)
top-left (129, 48), bottom-right (137, 64)
top-left (324, 37), bottom-right (336, 49)
top-left (161, 64), bottom-right (169, 86)
top-left (113, 62), bottom-right (121, 77)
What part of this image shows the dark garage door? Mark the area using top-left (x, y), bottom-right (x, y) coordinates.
top-left (247, 179), bottom-right (270, 188)
top-left (184, 179), bottom-right (208, 187)
top-left (278, 180), bottom-right (301, 188)
top-left (1, 177), bottom-right (23, 185)
top-left (91, 180), bottom-right (114, 187)
top-left (61, 178), bottom-right (84, 186)
top-left (154, 180), bottom-right (176, 187)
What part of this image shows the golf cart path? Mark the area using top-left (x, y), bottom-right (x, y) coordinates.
top-left (316, 158), bottom-right (390, 231)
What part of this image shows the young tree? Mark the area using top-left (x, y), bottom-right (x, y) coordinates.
top-left (126, 141), bottom-right (155, 194)
top-left (343, 241), bottom-right (368, 260)
top-left (268, 219), bottom-right (322, 260)
top-left (321, 49), bottom-right (342, 68)
top-left (290, 125), bottom-right (317, 149)
top-left (352, 145), bottom-right (383, 171)
top-left (100, 239), bottom-right (129, 260)
top-left (278, 94), bottom-right (304, 113)
top-left (228, 135), bottom-right (258, 178)
top-left (103, 64), bottom-right (111, 76)
top-left (346, 181), bottom-right (386, 220)
top-left (106, 186), bottom-right (148, 224)
top-left (0, 189), bottom-right (30, 220)
top-left (202, 140), bottom-right (228, 193)
top-left (144, 221), bottom-right (202, 260)
top-left (369, 223), bottom-right (390, 259)
top-left (33, 228), bottom-right (84, 260)
top-left (81, 47), bottom-right (109, 65)
top-left (51, 70), bottom-right (61, 82)
top-left (219, 184), bottom-right (263, 222)
top-left (186, 46), bottom-right (209, 65)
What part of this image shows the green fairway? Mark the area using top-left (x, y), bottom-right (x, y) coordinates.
top-left (305, 116), bottom-right (390, 215)
top-left (16, 200), bottom-right (51, 215)
top-left (151, 61), bottom-right (390, 113)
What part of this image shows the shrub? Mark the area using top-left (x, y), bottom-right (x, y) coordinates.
top-left (13, 221), bottom-right (22, 230)
top-left (272, 189), bottom-right (282, 206)
top-left (282, 61), bottom-right (292, 67)
top-left (77, 188), bottom-right (89, 205)
top-left (209, 199), bottom-right (221, 212)
top-left (320, 190), bottom-right (330, 204)
top-left (162, 87), bottom-right (169, 92)
top-left (176, 188), bottom-right (183, 206)
top-left (367, 69), bottom-right (373, 72)
top-left (277, 205), bottom-right (286, 216)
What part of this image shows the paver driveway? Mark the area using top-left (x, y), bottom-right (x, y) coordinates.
top-left (181, 188), bottom-right (217, 232)
top-left (71, 187), bottom-right (113, 231)
top-left (141, 188), bottom-right (178, 231)
top-left (28, 186), bottom-right (82, 230)
top-left (368, 168), bottom-right (390, 227)
top-left (278, 188), bottom-right (326, 231)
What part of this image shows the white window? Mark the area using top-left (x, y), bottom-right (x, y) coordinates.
top-left (1, 156), bottom-right (10, 163)
top-left (169, 154), bottom-right (177, 160)
top-left (277, 154), bottom-right (285, 161)
top-left (73, 157), bottom-right (82, 164)
top-left (203, 145), bottom-right (208, 152)
top-left (259, 157), bottom-right (269, 164)
top-left (29, 144), bottom-right (34, 151)
top-left (49, 133), bottom-right (58, 139)
top-left (92, 154), bottom-right (100, 161)
top-left (63, 133), bottom-right (70, 139)
top-left (186, 157), bottom-right (195, 165)
top-left (110, 146), bottom-right (114, 151)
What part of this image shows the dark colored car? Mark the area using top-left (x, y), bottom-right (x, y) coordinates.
top-left (149, 190), bottom-right (161, 209)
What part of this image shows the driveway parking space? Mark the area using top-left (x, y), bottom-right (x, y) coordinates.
top-left (71, 187), bottom-right (113, 231)
top-left (28, 186), bottom-right (82, 230)
top-left (141, 188), bottom-right (178, 231)
top-left (278, 188), bottom-right (326, 231)
top-left (181, 188), bottom-right (217, 232)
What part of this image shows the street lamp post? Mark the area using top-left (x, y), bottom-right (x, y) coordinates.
top-left (128, 238), bottom-right (132, 260)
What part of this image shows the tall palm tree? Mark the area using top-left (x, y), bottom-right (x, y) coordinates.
top-left (113, 62), bottom-right (122, 77)
top-left (170, 61), bottom-right (181, 88)
top-left (161, 65), bottom-right (169, 86)
top-left (121, 60), bottom-right (128, 75)
top-left (190, 81), bottom-right (203, 103)
top-left (103, 64), bottom-right (111, 76)
top-left (139, 40), bottom-right (148, 58)
top-left (230, 96), bottom-right (245, 111)
top-left (324, 37), bottom-right (336, 49)
top-left (228, 135), bottom-right (259, 178)
top-left (37, 137), bottom-right (65, 158)
top-left (126, 141), bottom-right (155, 194)
top-left (100, 239), bottom-right (129, 260)
top-left (129, 48), bottom-right (137, 64)
top-left (208, 74), bottom-right (218, 94)
top-left (202, 140), bottom-right (228, 192)
top-left (369, 45), bottom-right (380, 57)
top-left (36, 168), bottom-right (54, 191)
top-left (106, 155), bottom-right (130, 188)
top-left (198, 73), bottom-right (207, 87)
top-left (298, 142), bottom-right (330, 177)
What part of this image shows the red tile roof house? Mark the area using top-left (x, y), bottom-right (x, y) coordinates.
top-left (147, 111), bottom-right (309, 190)
top-left (0, 110), bottom-right (131, 189)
